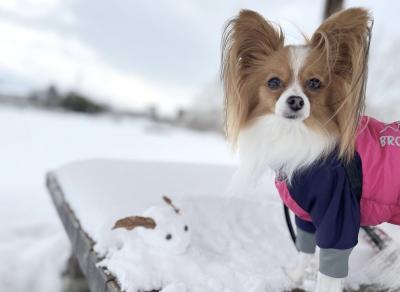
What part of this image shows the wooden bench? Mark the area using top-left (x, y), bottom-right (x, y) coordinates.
top-left (47, 172), bottom-right (120, 292)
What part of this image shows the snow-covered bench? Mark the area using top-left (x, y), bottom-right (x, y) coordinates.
top-left (46, 159), bottom-right (236, 292)
top-left (47, 159), bottom-right (393, 292)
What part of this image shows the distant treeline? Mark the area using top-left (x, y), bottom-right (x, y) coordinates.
top-left (0, 85), bottom-right (224, 133)
top-left (29, 85), bottom-right (109, 114)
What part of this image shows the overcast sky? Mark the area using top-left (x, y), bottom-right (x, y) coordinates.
top-left (0, 0), bottom-right (399, 114)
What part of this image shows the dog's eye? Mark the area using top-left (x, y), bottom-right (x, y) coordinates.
top-left (306, 78), bottom-right (321, 90)
top-left (184, 225), bottom-right (189, 232)
top-left (165, 234), bottom-right (172, 240)
top-left (267, 77), bottom-right (282, 90)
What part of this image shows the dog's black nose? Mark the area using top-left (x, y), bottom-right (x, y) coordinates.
top-left (287, 96), bottom-right (304, 111)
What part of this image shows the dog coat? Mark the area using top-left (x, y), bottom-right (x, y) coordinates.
top-left (275, 116), bottom-right (400, 277)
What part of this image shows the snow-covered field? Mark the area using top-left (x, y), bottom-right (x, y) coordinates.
top-left (0, 106), bottom-right (234, 292)
top-left (1, 105), bottom-right (400, 292)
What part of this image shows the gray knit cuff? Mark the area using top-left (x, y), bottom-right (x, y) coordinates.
top-left (296, 227), bottom-right (316, 254)
top-left (319, 248), bottom-right (353, 278)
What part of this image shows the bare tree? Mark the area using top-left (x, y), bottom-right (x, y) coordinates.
top-left (324, 0), bottom-right (344, 19)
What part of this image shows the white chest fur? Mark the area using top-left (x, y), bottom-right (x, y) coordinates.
top-left (238, 115), bottom-right (336, 181)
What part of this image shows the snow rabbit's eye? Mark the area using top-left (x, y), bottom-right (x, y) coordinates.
top-left (165, 233), bottom-right (172, 240)
top-left (184, 225), bottom-right (189, 232)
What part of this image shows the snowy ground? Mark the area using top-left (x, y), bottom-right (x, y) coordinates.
top-left (1, 105), bottom-right (400, 292)
top-left (0, 106), bottom-right (234, 292)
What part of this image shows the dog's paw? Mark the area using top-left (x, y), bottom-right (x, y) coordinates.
top-left (284, 253), bottom-right (316, 284)
top-left (284, 264), bottom-right (304, 284)
top-left (314, 272), bottom-right (344, 292)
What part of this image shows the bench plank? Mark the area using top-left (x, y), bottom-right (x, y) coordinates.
top-left (47, 172), bottom-right (120, 292)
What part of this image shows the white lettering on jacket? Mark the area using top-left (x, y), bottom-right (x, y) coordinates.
top-left (380, 136), bottom-right (400, 147)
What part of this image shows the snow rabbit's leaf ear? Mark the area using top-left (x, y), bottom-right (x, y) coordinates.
top-left (163, 196), bottom-right (180, 214)
top-left (112, 216), bottom-right (156, 230)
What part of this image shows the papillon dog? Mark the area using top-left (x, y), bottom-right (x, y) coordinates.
top-left (221, 7), bottom-right (400, 292)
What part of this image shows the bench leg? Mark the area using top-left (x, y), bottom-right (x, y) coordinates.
top-left (62, 255), bottom-right (90, 292)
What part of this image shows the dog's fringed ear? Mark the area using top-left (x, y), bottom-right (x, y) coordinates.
top-left (221, 10), bottom-right (284, 145)
top-left (163, 196), bottom-right (180, 214)
top-left (112, 216), bottom-right (156, 230)
top-left (310, 8), bottom-right (372, 79)
top-left (310, 8), bottom-right (373, 162)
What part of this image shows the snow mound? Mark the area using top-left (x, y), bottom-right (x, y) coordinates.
top-left (98, 196), bottom-right (295, 292)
